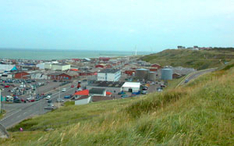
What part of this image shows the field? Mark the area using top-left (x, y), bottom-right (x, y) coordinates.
top-left (141, 49), bottom-right (234, 70)
top-left (1, 64), bottom-right (234, 145)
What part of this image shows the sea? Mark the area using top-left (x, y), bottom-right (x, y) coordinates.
top-left (0, 49), bottom-right (152, 60)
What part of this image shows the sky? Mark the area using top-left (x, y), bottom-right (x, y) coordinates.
top-left (0, 0), bottom-right (234, 52)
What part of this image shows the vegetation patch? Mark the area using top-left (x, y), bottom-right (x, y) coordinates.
top-left (141, 49), bottom-right (234, 69)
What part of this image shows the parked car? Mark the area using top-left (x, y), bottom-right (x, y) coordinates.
top-left (157, 88), bottom-right (163, 92)
top-left (45, 95), bottom-right (51, 100)
top-left (4, 85), bottom-right (10, 88)
top-left (62, 88), bottom-right (66, 92)
top-left (14, 98), bottom-right (21, 103)
top-left (64, 95), bottom-right (72, 99)
top-left (6, 95), bottom-right (13, 102)
top-left (141, 90), bottom-right (147, 94)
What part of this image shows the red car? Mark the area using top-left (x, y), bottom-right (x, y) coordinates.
top-left (71, 85), bottom-right (74, 88)
top-left (4, 85), bottom-right (10, 88)
top-left (21, 98), bottom-right (26, 103)
top-left (27, 99), bottom-right (35, 102)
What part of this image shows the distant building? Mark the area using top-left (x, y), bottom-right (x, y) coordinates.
top-left (0, 64), bottom-right (17, 72)
top-left (177, 46), bottom-right (186, 49)
top-left (36, 63), bottom-right (45, 70)
top-left (44, 63), bottom-right (71, 71)
top-left (99, 57), bottom-right (110, 62)
top-left (48, 72), bottom-right (76, 80)
top-left (97, 69), bottom-right (121, 81)
top-left (51, 64), bottom-right (71, 71)
top-left (14, 72), bottom-right (30, 79)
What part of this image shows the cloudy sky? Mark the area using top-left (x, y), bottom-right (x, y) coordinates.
top-left (0, 0), bottom-right (234, 52)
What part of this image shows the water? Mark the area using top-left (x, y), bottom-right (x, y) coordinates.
top-left (0, 49), bottom-right (151, 60)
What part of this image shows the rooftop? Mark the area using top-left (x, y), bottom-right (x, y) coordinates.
top-left (89, 81), bottom-right (124, 88)
top-left (89, 88), bottom-right (106, 94)
top-left (99, 68), bottom-right (120, 73)
top-left (122, 82), bottom-right (141, 88)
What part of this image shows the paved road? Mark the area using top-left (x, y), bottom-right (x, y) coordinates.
top-left (177, 68), bottom-right (217, 87)
top-left (0, 84), bottom-right (77, 129)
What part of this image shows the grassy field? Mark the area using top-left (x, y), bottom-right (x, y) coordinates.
top-left (1, 64), bottom-right (234, 145)
top-left (141, 49), bottom-right (234, 70)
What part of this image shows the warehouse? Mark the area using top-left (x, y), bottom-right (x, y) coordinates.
top-left (122, 82), bottom-right (141, 92)
top-left (0, 64), bottom-right (17, 72)
top-left (51, 64), bottom-right (71, 71)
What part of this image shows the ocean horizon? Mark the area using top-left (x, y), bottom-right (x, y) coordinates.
top-left (0, 48), bottom-right (153, 60)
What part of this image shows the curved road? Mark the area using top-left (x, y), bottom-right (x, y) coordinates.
top-left (177, 68), bottom-right (217, 87)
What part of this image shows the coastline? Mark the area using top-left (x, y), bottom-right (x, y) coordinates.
top-left (0, 49), bottom-right (151, 60)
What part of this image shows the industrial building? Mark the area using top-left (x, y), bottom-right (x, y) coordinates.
top-left (161, 67), bottom-right (173, 80)
top-left (44, 63), bottom-right (71, 71)
top-left (148, 71), bottom-right (157, 81)
top-left (122, 82), bottom-right (141, 92)
top-left (86, 81), bottom-right (124, 94)
top-left (51, 64), bottom-right (71, 71)
top-left (0, 64), bottom-right (17, 72)
top-left (97, 69), bottom-right (121, 81)
top-left (135, 68), bottom-right (149, 80)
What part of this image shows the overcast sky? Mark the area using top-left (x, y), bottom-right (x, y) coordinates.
top-left (0, 0), bottom-right (234, 52)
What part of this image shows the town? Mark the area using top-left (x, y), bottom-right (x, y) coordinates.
top-left (0, 56), bottom-right (195, 112)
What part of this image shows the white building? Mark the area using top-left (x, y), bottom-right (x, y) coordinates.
top-left (0, 64), bottom-right (16, 72)
top-left (44, 63), bottom-right (71, 71)
top-left (51, 64), bottom-right (71, 71)
top-left (0, 73), bottom-right (13, 79)
top-left (29, 71), bottom-right (49, 80)
top-left (36, 63), bottom-right (45, 70)
top-left (75, 96), bottom-right (92, 105)
top-left (44, 62), bottom-right (52, 70)
top-left (97, 69), bottom-right (121, 82)
top-left (122, 82), bottom-right (141, 92)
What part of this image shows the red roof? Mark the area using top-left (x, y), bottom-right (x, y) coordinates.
top-left (106, 91), bottom-right (112, 95)
top-left (70, 69), bottom-right (79, 71)
top-left (73, 90), bottom-right (89, 96)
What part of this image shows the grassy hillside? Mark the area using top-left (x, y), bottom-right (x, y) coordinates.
top-left (1, 64), bottom-right (234, 145)
top-left (141, 49), bottom-right (234, 70)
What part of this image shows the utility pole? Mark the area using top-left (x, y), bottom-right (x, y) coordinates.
top-left (0, 88), bottom-right (2, 113)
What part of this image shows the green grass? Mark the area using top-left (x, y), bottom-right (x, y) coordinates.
top-left (166, 75), bottom-right (186, 90)
top-left (141, 49), bottom-right (234, 70)
top-left (1, 67), bottom-right (234, 145)
top-left (0, 110), bottom-right (6, 119)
